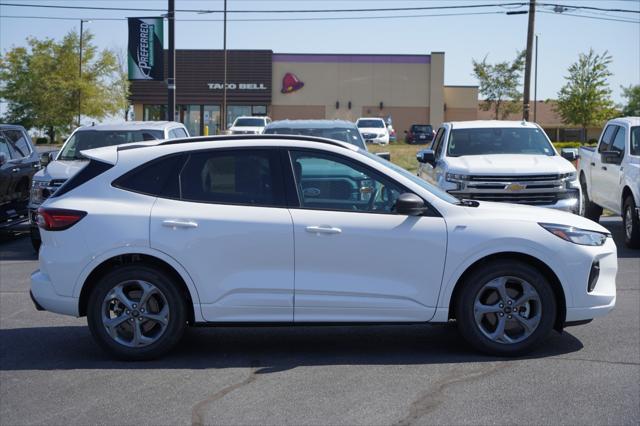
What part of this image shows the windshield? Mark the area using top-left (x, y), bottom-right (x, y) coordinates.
top-left (58, 130), bottom-right (164, 160)
top-left (413, 125), bottom-right (432, 133)
top-left (448, 127), bottom-right (554, 157)
top-left (631, 126), bottom-right (640, 156)
top-left (234, 118), bottom-right (265, 127)
top-left (360, 149), bottom-right (459, 204)
top-left (264, 127), bottom-right (367, 150)
top-left (357, 120), bottom-right (385, 129)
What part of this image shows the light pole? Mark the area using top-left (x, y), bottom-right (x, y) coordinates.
top-left (78, 19), bottom-right (90, 127)
top-left (167, 0), bottom-right (175, 122)
top-left (534, 34), bottom-right (539, 123)
top-left (222, 0), bottom-right (228, 132)
top-left (522, 0), bottom-right (536, 121)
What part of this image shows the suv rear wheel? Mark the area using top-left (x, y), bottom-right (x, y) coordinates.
top-left (455, 260), bottom-right (557, 356)
top-left (87, 265), bottom-right (187, 360)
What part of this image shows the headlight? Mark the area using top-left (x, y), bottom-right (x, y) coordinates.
top-left (445, 173), bottom-right (470, 182)
top-left (559, 172), bottom-right (577, 180)
top-left (539, 223), bottom-right (609, 246)
top-left (30, 180), bottom-right (50, 205)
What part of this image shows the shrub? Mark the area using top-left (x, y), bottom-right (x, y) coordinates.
top-left (35, 137), bottom-right (49, 145)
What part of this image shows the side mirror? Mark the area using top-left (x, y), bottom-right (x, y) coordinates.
top-left (0, 152), bottom-right (6, 166)
top-left (560, 148), bottom-right (578, 162)
top-left (395, 193), bottom-right (427, 216)
top-left (376, 152), bottom-right (391, 161)
top-left (403, 130), bottom-right (408, 134)
top-left (601, 150), bottom-right (622, 164)
top-left (40, 152), bottom-right (52, 167)
top-left (416, 149), bottom-right (436, 166)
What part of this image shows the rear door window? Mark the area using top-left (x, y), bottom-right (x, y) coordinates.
top-left (179, 150), bottom-right (285, 207)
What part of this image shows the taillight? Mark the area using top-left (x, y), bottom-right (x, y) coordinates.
top-left (36, 207), bottom-right (87, 231)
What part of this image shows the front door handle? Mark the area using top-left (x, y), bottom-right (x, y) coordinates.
top-left (162, 219), bottom-right (198, 229)
top-left (306, 225), bottom-right (342, 235)
top-left (11, 168), bottom-right (19, 173)
top-left (590, 162), bottom-right (596, 166)
top-left (602, 166), bottom-right (607, 171)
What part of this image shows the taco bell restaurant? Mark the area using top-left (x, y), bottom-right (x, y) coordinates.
top-left (130, 50), bottom-right (478, 136)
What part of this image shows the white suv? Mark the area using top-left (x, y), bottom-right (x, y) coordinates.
top-left (31, 135), bottom-right (616, 360)
top-left (229, 116), bottom-right (271, 134)
top-left (356, 117), bottom-right (390, 145)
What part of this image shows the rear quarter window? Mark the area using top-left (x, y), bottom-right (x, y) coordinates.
top-left (113, 154), bottom-right (185, 198)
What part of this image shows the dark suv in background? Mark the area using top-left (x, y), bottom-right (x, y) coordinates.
top-left (405, 124), bottom-right (434, 144)
top-left (0, 125), bottom-right (40, 230)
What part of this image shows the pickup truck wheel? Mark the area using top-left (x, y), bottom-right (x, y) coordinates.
top-left (455, 260), bottom-right (556, 357)
top-left (87, 265), bottom-right (187, 360)
top-left (623, 196), bottom-right (640, 249)
top-left (581, 179), bottom-right (602, 222)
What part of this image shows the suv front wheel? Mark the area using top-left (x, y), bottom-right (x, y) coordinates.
top-left (455, 260), bottom-right (557, 356)
top-left (87, 265), bottom-right (187, 360)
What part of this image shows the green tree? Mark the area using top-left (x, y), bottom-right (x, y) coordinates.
top-left (555, 49), bottom-right (617, 142)
top-left (113, 48), bottom-right (131, 121)
top-left (473, 51), bottom-right (526, 120)
top-left (621, 85), bottom-right (640, 117)
top-left (0, 30), bottom-right (119, 142)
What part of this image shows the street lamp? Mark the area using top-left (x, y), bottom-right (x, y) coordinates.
top-left (78, 19), bottom-right (91, 127)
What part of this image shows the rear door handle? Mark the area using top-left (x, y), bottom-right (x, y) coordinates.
top-left (306, 225), bottom-right (342, 235)
top-left (590, 162), bottom-right (596, 166)
top-left (162, 219), bottom-right (198, 229)
top-left (601, 166), bottom-right (607, 171)
top-left (11, 168), bottom-right (19, 173)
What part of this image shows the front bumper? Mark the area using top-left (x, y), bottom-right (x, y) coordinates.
top-left (30, 270), bottom-right (78, 316)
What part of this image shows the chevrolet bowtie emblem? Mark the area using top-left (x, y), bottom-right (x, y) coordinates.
top-left (506, 183), bottom-right (526, 191)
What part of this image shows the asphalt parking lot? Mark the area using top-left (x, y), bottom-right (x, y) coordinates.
top-left (0, 217), bottom-right (638, 426)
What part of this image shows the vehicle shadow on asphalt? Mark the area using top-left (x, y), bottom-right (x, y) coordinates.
top-left (0, 323), bottom-right (584, 372)
top-left (0, 228), bottom-right (36, 262)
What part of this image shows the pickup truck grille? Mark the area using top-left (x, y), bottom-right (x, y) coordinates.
top-left (450, 174), bottom-right (577, 207)
top-left (468, 174), bottom-right (560, 182)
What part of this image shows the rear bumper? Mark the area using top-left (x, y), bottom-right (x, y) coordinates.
top-left (30, 270), bottom-right (78, 316)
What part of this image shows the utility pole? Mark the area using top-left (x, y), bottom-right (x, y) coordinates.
top-left (167, 0), bottom-right (176, 122)
top-left (78, 19), bottom-right (90, 127)
top-left (534, 34), bottom-right (539, 123)
top-left (522, 0), bottom-right (536, 121)
top-left (222, 0), bottom-right (228, 132)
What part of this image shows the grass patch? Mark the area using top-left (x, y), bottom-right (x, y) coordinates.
top-left (368, 142), bottom-right (426, 173)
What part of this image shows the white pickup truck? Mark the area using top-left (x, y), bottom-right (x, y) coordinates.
top-left (579, 117), bottom-right (640, 248)
top-left (417, 120), bottom-right (581, 213)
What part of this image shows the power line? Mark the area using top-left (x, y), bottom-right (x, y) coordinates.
top-left (539, 10), bottom-right (640, 23)
top-left (0, 2), bottom-right (529, 13)
top-left (0, 11), bottom-right (506, 23)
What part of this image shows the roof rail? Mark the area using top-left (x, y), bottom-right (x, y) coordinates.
top-left (117, 134), bottom-right (358, 152)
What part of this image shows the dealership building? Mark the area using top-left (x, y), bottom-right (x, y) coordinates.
top-left (130, 50), bottom-right (478, 136)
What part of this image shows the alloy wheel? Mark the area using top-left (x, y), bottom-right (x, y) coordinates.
top-left (101, 280), bottom-right (170, 348)
top-left (473, 276), bottom-right (542, 344)
top-left (624, 205), bottom-right (633, 240)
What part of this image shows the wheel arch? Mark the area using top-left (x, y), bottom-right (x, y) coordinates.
top-left (447, 252), bottom-right (567, 331)
top-left (77, 252), bottom-right (199, 324)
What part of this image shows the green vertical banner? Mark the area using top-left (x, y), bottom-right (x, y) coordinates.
top-left (128, 17), bottom-right (164, 80)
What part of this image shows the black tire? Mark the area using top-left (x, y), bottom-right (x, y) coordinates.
top-left (581, 177), bottom-right (602, 222)
top-left (30, 228), bottom-right (41, 252)
top-left (455, 260), bottom-right (557, 357)
top-left (623, 195), bottom-right (640, 249)
top-left (87, 265), bottom-right (187, 360)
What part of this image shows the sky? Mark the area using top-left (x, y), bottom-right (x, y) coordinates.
top-left (1, 0), bottom-right (639, 107)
